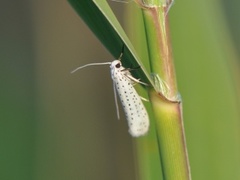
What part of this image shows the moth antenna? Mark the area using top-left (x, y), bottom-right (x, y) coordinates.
top-left (71, 62), bottom-right (111, 73)
top-left (113, 82), bottom-right (120, 120)
top-left (118, 53), bottom-right (123, 61)
top-left (118, 45), bottom-right (125, 60)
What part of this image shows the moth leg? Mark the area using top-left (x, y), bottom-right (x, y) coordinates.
top-left (140, 96), bottom-right (149, 102)
top-left (125, 74), bottom-right (149, 101)
top-left (121, 66), bottom-right (140, 72)
top-left (126, 74), bottom-right (149, 86)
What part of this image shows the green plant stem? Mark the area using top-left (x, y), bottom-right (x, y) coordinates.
top-left (135, 1), bottom-right (191, 179)
top-left (150, 90), bottom-right (191, 180)
top-left (143, 7), bottom-right (177, 97)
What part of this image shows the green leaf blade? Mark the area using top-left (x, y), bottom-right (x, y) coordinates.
top-left (68, 0), bottom-right (152, 85)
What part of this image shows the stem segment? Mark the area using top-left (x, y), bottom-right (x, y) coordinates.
top-left (150, 90), bottom-right (191, 180)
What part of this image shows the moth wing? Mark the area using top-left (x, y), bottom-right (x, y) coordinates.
top-left (114, 72), bottom-right (149, 137)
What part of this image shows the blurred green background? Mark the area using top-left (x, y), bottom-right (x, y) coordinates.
top-left (1, 0), bottom-right (239, 180)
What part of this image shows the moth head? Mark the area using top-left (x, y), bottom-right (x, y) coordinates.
top-left (111, 60), bottom-right (122, 69)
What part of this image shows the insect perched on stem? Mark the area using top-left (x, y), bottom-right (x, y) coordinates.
top-left (71, 50), bottom-right (149, 137)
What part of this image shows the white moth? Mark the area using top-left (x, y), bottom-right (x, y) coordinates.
top-left (71, 54), bottom-right (149, 137)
